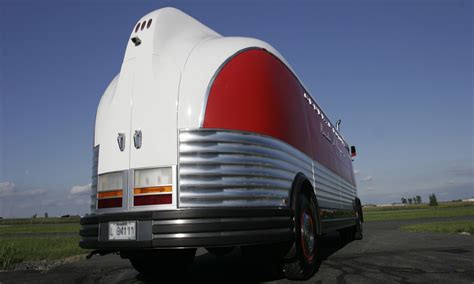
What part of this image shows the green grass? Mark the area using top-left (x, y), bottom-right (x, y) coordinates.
top-left (363, 201), bottom-right (474, 212)
top-left (363, 202), bottom-right (474, 221)
top-left (0, 223), bottom-right (80, 235)
top-left (0, 237), bottom-right (85, 270)
top-left (0, 217), bottom-right (80, 226)
top-left (0, 243), bottom-right (21, 270)
top-left (0, 219), bottom-right (85, 270)
top-left (363, 204), bottom-right (474, 221)
top-left (401, 221), bottom-right (474, 235)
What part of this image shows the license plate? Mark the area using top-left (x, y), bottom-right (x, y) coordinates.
top-left (108, 221), bottom-right (136, 240)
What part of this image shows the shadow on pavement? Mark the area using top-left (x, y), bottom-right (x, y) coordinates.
top-left (135, 231), bottom-right (349, 283)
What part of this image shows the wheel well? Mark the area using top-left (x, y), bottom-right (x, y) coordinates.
top-left (290, 173), bottom-right (322, 235)
top-left (354, 197), bottom-right (364, 223)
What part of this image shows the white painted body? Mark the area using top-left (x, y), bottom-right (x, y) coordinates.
top-left (93, 7), bottom-right (356, 213)
top-left (95, 8), bottom-right (286, 175)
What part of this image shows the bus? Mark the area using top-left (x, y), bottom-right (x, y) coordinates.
top-left (80, 7), bottom-right (363, 280)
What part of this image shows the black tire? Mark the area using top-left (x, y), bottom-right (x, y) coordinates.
top-left (128, 249), bottom-right (196, 276)
top-left (353, 198), bottom-right (363, 240)
top-left (282, 193), bottom-right (319, 280)
top-left (354, 210), bottom-right (363, 240)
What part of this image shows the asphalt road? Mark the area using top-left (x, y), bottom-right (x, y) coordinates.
top-left (1, 216), bottom-right (473, 284)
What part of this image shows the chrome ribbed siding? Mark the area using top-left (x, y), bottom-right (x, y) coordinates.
top-left (178, 129), bottom-right (314, 207)
top-left (178, 129), bottom-right (357, 210)
top-left (90, 145), bottom-right (99, 213)
top-left (313, 161), bottom-right (356, 210)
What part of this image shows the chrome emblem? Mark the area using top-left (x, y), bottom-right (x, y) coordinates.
top-left (117, 133), bottom-right (125, 152)
top-left (134, 130), bottom-right (142, 149)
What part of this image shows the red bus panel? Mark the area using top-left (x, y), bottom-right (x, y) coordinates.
top-left (203, 49), bottom-right (355, 186)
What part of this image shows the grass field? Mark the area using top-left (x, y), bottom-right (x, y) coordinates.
top-left (0, 218), bottom-right (85, 270)
top-left (0, 223), bottom-right (80, 235)
top-left (363, 202), bottom-right (474, 221)
top-left (0, 237), bottom-right (84, 270)
top-left (0, 216), bottom-right (80, 225)
top-left (401, 221), bottom-right (474, 235)
top-left (363, 201), bottom-right (474, 212)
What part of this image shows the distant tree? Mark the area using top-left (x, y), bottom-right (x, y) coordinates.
top-left (416, 196), bottom-right (422, 204)
top-left (401, 197), bottom-right (407, 204)
top-left (44, 212), bottom-right (48, 218)
top-left (429, 194), bottom-right (438, 206)
top-left (408, 198), bottom-right (413, 204)
top-left (32, 214), bottom-right (37, 218)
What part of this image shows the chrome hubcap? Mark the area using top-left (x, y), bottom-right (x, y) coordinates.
top-left (301, 211), bottom-right (315, 261)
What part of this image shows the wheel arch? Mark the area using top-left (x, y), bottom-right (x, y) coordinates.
top-left (290, 173), bottom-right (322, 236)
top-left (353, 197), bottom-right (364, 223)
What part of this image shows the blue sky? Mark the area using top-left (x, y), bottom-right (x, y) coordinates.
top-left (0, 0), bottom-right (472, 217)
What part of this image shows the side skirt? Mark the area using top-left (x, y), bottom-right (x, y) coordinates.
top-left (319, 208), bottom-right (357, 234)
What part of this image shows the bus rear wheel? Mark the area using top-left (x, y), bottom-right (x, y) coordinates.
top-left (282, 193), bottom-right (319, 280)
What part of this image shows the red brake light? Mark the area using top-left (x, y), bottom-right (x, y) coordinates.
top-left (134, 194), bottom-right (172, 206)
top-left (98, 198), bottom-right (122, 209)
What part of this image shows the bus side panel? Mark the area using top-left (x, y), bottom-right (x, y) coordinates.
top-left (203, 49), bottom-right (312, 158)
top-left (203, 49), bottom-right (356, 189)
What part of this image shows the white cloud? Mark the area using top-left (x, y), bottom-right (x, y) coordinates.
top-left (0, 182), bottom-right (45, 198)
top-left (0, 182), bottom-right (15, 197)
top-left (365, 186), bottom-right (375, 192)
top-left (22, 188), bottom-right (46, 196)
top-left (361, 175), bottom-right (373, 182)
top-left (69, 183), bottom-right (91, 195)
top-left (354, 169), bottom-right (360, 175)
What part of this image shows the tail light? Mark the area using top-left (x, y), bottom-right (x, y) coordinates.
top-left (97, 172), bottom-right (123, 209)
top-left (133, 168), bottom-right (172, 206)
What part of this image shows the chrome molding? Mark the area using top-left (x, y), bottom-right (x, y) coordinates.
top-left (153, 228), bottom-right (290, 239)
top-left (313, 161), bottom-right (356, 210)
top-left (178, 129), bottom-right (313, 207)
top-left (90, 146), bottom-right (99, 214)
top-left (178, 129), bottom-right (356, 210)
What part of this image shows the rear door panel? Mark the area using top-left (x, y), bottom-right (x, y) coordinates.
top-left (96, 60), bottom-right (135, 174)
top-left (129, 55), bottom-right (180, 169)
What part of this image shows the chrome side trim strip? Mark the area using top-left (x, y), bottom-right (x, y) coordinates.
top-left (178, 129), bottom-right (313, 207)
top-left (178, 129), bottom-right (357, 209)
top-left (153, 228), bottom-right (290, 239)
top-left (90, 145), bottom-right (99, 214)
top-left (153, 216), bottom-right (289, 225)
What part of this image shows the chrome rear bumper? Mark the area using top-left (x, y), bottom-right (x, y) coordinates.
top-left (79, 208), bottom-right (294, 250)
